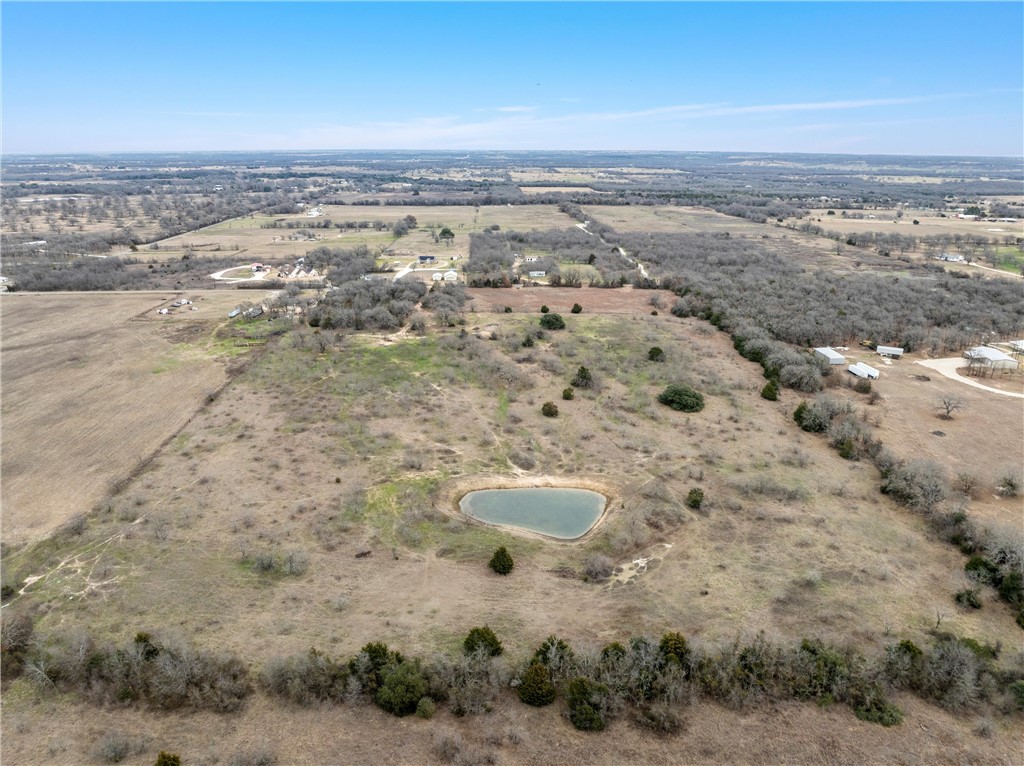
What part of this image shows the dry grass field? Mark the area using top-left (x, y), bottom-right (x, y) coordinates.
top-left (583, 205), bottom-right (768, 235)
top-left (3, 295), bottom-right (1021, 764)
top-left (141, 205), bottom-right (578, 266)
top-left (0, 290), bottom-right (268, 545)
top-left (796, 209), bottom-right (1024, 241)
top-left (466, 286), bottom-right (676, 314)
top-left (1, 689), bottom-right (1014, 766)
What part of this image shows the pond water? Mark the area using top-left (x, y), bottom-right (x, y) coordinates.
top-left (459, 487), bottom-right (606, 540)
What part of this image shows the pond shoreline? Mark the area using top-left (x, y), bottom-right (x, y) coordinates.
top-left (439, 474), bottom-right (618, 544)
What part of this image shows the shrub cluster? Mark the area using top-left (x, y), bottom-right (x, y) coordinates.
top-left (9, 617), bottom-right (1024, 733)
top-left (6, 629), bottom-right (250, 711)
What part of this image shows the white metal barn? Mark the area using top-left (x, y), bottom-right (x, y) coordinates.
top-left (964, 346), bottom-right (1019, 375)
top-left (848, 362), bottom-right (880, 379)
top-left (814, 347), bottom-right (847, 365)
top-left (876, 345), bottom-right (904, 358)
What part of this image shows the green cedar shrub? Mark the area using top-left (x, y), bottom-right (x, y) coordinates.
top-left (489, 546), bottom-right (514, 575)
top-left (658, 384), bottom-right (704, 413)
top-left (539, 313), bottom-right (565, 330)
top-left (463, 626), bottom-right (503, 657)
top-left (375, 661), bottom-right (429, 717)
top-left (761, 379), bottom-right (780, 401)
top-left (685, 488), bottom-right (704, 510)
top-left (517, 661), bottom-right (556, 706)
top-left (954, 589), bottom-right (982, 609)
top-left (659, 632), bottom-right (691, 669)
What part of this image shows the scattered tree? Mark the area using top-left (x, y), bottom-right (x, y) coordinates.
top-left (541, 401), bottom-right (559, 417)
top-left (571, 365), bottom-right (593, 388)
top-left (562, 387), bottom-right (575, 400)
top-left (648, 346), bottom-right (665, 362)
top-left (517, 661), bottom-right (556, 706)
top-left (489, 546), bottom-right (514, 575)
top-left (761, 379), bottom-right (780, 400)
top-left (571, 303), bottom-right (583, 314)
top-left (937, 393), bottom-right (966, 420)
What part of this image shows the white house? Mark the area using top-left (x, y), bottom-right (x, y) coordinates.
top-left (524, 256), bottom-right (539, 263)
top-left (443, 270), bottom-right (459, 282)
top-left (431, 273), bottom-right (443, 282)
top-left (814, 347), bottom-right (847, 365)
top-left (528, 270), bottom-right (546, 278)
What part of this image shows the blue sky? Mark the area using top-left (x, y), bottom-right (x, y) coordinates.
top-left (2, 2), bottom-right (1022, 156)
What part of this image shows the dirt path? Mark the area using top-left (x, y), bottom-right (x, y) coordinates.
top-left (970, 262), bottom-right (1023, 279)
top-left (210, 267), bottom-right (266, 283)
top-left (915, 358), bottom-right (1024, 399)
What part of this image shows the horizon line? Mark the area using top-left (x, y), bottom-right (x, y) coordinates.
top-left (3, 148), bottom-right (1023, 160)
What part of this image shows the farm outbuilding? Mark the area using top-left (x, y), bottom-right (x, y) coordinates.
top-left (964, 346), bottom-right (1019, 376)
top-left (814, 347), bottom-right (847, 365)
top-left (876, 345), bottom-right (904, 358)
top-left (528, 270), bottom-right (547, 278)
top-left (848, 362), bottom-right (879, 380)
top-left (1008, 340), bottom-right (1024, 356)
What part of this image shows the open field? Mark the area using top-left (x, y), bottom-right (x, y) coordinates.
top-left (0, 291), bottom-right (270, 545)
top-left (2, 304), bottom-right (1022, 762)
top-left (3, 301), bottom-right (1023, 764)
top-left (796, 209), bottom-right (1024, 240)
top-left (583, 205), bottom-right (769, 234)
top-left (466, 286), bottom-right (676, 314)
top-left (142, 205), bottom-right (579, 266)
top-left (4, 310), bottom-right (1021, 656)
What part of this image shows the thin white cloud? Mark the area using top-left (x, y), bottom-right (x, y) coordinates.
top-left (257, 92), bottom-right (970, 151)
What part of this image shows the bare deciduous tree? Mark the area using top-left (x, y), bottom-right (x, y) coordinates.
top-left (937, 393), bottom-right (966, 420)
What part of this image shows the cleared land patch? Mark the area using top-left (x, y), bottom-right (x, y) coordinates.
top-left (0, 291), bottom-right (263, 544)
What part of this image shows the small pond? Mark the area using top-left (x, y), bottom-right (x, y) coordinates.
top-left (459, 487), bottom-right (606, 540)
